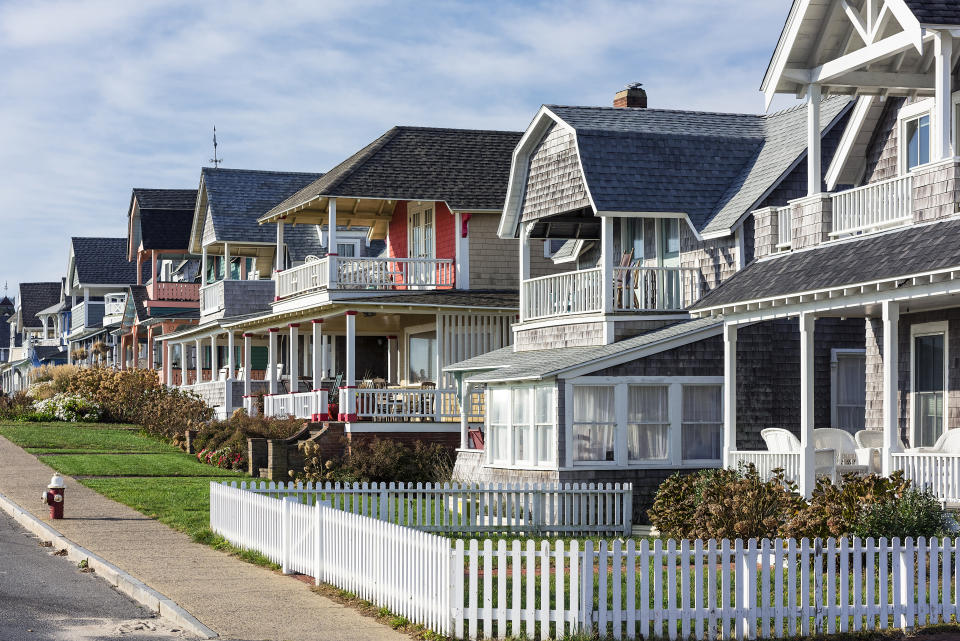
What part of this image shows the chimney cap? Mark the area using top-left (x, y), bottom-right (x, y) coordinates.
top-left (614, 83), bottom-right (647, 109)
top-left (625, 82), bottom-right (644, 90)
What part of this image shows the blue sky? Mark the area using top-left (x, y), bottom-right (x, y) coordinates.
top-left (0, 0), bottom-right (797, 294)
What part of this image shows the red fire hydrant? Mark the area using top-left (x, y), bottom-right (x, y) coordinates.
top-left (41, 474), bottom-right (65, 519)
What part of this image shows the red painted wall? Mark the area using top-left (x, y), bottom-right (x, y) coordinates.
top-left (387, 200), bottom-right (457, 288)
top-left (435, 202), bottom-right (456, 261)
top-left (387, 201), bottom-right (407, 259)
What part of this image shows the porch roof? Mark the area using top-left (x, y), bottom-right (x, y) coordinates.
top-left (692, 218), bottom-right (960, 313)
top-left (447, 316), bottom-right (721, 383)
top-left (260, 127), bottom-right (523, 224)
top-left (904, 0), bottom-right (960, 24)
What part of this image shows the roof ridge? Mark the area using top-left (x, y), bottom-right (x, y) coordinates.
top-left (391, 125), bottom-right (523, 135)
top-left (546, 104), bottom-right (763, 118)
top-left (201, 167), bottom-right (321, 177)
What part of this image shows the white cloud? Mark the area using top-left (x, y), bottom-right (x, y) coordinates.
top-left (0, 0), bottom-right (798, 290)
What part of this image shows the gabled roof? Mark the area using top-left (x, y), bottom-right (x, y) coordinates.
top-left (262, 127), bottom-right (523, 222)
top-left (140, 209), bottom-right (195, 251)
top-left (446, 317), bottom-right (722, 383)
top-left (18, 282), bottom-right (61, 328)
top-left (903, 1), bottom-right (960, 25)
top-left (132, 188), bottom-right (197, 211)
top-left (692, 218), bottom-right (960, 311)
top-left (501, 98), bottom-right (851, 239)
top-left (191, 168), bottom-right (321, 251)
top-left (71, 238), bottom-right (146, 285)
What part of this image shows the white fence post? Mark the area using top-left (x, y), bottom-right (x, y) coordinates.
top-left (281, 496), bottom-right (294, 575)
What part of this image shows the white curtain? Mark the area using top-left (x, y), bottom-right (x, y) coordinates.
top-left (573, 386), bottom-right (616, 461)
top-left (836, 354), bottom-right (866, 433)
top-left (535, 387), bottom-right (555, 465)
top-left (627, 385), bottom-right (669, 460)
top-left (681, 385), bottom-right (722, 460)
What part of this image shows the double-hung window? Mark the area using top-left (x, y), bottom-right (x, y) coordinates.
top-left (912, 322), bottom-right (948, 448)
top-left (681, 385), bottom-right (723, 462)
top-left (900, 100), bottom-right (933, 173)
top-left (486, 384), bottom-right (556, 467)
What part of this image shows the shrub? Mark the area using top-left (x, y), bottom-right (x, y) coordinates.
top-left (197, 446), bottom-right (245, 471)
top-left (0, 391), bottom-right (38, 420)
top-left (66, 367), bottom-right (160, 423)
top-left (295, 437), bottom-right (453, 484)
top-left (852, 486), bottom-right (952, 541)
top-left (138, 387), bottom-right (213, 439)
top-left (32, 393), bottom-right (102, 422)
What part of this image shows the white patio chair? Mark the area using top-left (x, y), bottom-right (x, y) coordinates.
top-left (761, 428), bottom-right (837, 481)
top-left (912, 428), bottom-right (960, 454)
top-left (815, 428), bottom-right (869, 482)
top-left (854, 429), bottom-right (883, 473)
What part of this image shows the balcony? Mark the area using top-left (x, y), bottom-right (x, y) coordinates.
top-left (275, 256), bottom-right (455, 300)
top-left (831, 174), bottom-right (913, 237)
top-left (69, 301), bottom-right (104, 334)
top-left (200, 279), bottom-right (275, 320)
top-left (148, 281), bottom-right (200, 302)
top-left (521, 266), bottom-right (702, 322)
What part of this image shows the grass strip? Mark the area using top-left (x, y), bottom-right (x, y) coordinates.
top-left (0, 423), bottom-right (177, 453)
top-left (38, 453), bottom-right (243, 478)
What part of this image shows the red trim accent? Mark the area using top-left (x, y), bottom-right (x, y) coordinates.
top-left (387, 335), bottom-right (397, 340)
top-left (243, 333), bottom-right (254, 338)
top-left (342, 385), bottom-right (357, 389)
top-left (461, 213), bottom-right (471, 238)
top-left (288, 323), bottom-right (300, 328)
top-left (312, 389), bottom-right (322, 392)
top-left (327, 252), bottom-right (339, 256)
top-left (345, 413), bottom-right (358, 422)
top-left (345, 310), bottom-right (357, 316)
top-left (312, 319), bottom-right (324, 324)
top-left (268, 328), bottom-right (280, 333)
top-left (274, 296), bottom-right (280, 301)
top-left (318, 413), bottom-right (329, 421)
top-left (337, 413), bottom-right (345, 421)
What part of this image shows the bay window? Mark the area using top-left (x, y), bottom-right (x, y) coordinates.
top-left (486, 384), bottom-right (556, 467)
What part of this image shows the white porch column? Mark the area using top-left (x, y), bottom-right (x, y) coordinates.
top-left (226, 331), bottom-right (236, 380)
top-left (194, 338), bottom-right (202, 384)
top-left (163, 340), bottom-right (172, 387)
top-left (799, 312), bottom-right (816, 498)
top-left (600, 215), bottom-right (614, 316)
top-left (223, 242), bottom-right (231, 280)
top-left (344, 310), bottom-right (356, 421)
top-left (312, 320), bottom-right (323, 391)
top-left (210, 333), bottom-right (219, 380)
top-left (275, 223), bottom-right (284, 273)
top-left (882, 301), bottom-right (901, 475)
top-left (267, 328), bottom-right (279, 395)
top-left (179, 343), bottom-right (187, 387)
top-left (201, 246), bottom-right (208, 285)
top-left (386, 335), bottom-right (397, 384)
top-left (518, 222), bottom-right (531, 320)
top-left (460, 378), bottom-right (472, 450)
top-left (722, 322), bottom-right (737, 469)
top-left (806, 84), bottom-right (821, 196)
top-left (288, 323), bottom-right (300, 394)
top-left (242, 333), bottom-right (252, 397)
top-left (935, 31), bottom-right (954, 160)
top-left (327, 198), bottom-right (338, 289)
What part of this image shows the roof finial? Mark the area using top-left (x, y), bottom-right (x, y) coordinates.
top-left (210, 126), bottom-right (223, 168)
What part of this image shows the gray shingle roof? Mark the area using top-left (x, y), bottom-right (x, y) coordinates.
top-left (140, 208), bottom-right (194, 250)
top-left (200, 168), bottom-right (323, 250)
top-left (264, 127), bottom-right (523, 220)
top-left (18, 282), bottom-right (62, 328)
top-left (543, 97), bottom-right (851, 234)
top-left (692, 219), bottom-right (960, 310)
top-left (72, 237), bottom-right (147, 285)
top-left (132, 188), bottom-right (197, 211)
top-left (447, 317), bottom-right (721, 382)
top-left (34, 346), bottom-right (67, 362)
top-left (904, 1), bottom-right (960, 25)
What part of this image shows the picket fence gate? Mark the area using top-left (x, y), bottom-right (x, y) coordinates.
top-left (210, 482), bottom-right (960, 641)
top-left (233, 479), bottom-right (632, 536)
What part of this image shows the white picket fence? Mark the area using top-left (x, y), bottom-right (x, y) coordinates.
top-left (211, 482), bottom-right (960, 640)
top-left (230, 480), bottom-right (633, 535)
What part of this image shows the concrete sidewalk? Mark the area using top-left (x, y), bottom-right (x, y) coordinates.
top-left (0, 436), bottom-right (409, 641)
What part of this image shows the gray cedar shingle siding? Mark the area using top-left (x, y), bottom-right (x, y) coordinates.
top-left (692, 218), bottom-right (960, 310)
top-left (201, 207), bottom-right (217, 247)
top-left (520, 123), bottom-right (592, 223)
top-left (863, 98), bottom-right (903, 185)
top-left (265, 127), bottom-right (523, 219)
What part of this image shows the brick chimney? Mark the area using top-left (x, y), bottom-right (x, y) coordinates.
top-left (614, 82), bottom-right (647, 108)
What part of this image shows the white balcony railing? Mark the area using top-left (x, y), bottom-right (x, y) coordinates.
top-left (892, 452), bottom-right (960, 503)
top-left (776, 205), bottom-right (792, 249)
top-left (522, 268), bottom-right (603, 320)
top-left (345, 388), bottom-right (483, 422)
top-left (263, 390), bottom-right (329, 420)
top-left (200, 282), bottom-right (225, 315)
top-left (275, 256), bottom-right (455, 300)
top-left (613, 266), bottom-right (701, 312)
top-left (103, 294), bottom-right (126, 320)
top-left (831, 174), bottom-right (913, 237)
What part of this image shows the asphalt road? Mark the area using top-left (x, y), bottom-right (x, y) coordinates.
top-left (0, 509), bottom-right (194, 641)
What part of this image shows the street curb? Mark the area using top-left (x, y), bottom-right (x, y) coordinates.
top-left (0, 490), bottom-right (218, 639)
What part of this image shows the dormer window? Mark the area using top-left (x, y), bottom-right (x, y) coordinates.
top-left (899, 100), bottom-right (933, 173)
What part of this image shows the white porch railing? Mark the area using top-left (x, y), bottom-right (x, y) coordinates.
top-left (522, 268), bottom-right (603, 320)
top-left (613, 266), bottom-right (701, 312)
top-left (729, 451), bottom-right (801, 485)
top-left (199, 282), bottom-right (225, 315)
top-left (776, 205), bottom-right (792, 249)
top-left (263, 390), bottom-right (329, 420)
top-left (347, 388), bottom-right (482, 421)
top-left (831, 174), bottom-right (913, 237)
top-left (104, 297), bottom-right (125, 318)
top-left (892, 452), bottom-right (960, 503)
top-left (276, 259), bottom-right (329, 298)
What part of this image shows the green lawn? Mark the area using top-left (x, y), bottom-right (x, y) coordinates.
top-left (81, 477), bottom-right (221, 535)
top-left (0, 423), bottom-right (179, 454)
top-left (37, 453), bottom-right (243, 478)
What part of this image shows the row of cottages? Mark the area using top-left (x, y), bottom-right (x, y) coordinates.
top-left (0, 282), bottom-right (67, 391)
top-left (155, 127), bottom-right (559, 445)
top-left (444, 0), bottom-right (960, 519)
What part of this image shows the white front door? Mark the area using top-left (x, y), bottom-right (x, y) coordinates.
top-left (407, 204), bottom-right (435, 286)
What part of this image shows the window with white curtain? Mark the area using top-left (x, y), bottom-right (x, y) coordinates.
top-left (486, 384), bottom-right (555, 467)
top-left (513, 388), bottom-right (533, 464)
top-left (628, 385), bottom-right (669, 461)
top-left (488, 388), bottom-right (510, 464)
top-left (681, 385), bottom-right (723, 461)
top-left (572, 385), bottom-right (616, 462)
top-left (535, 387), bottom-right (555, 465)
top-left (832, 350), bottom-right (866, 434)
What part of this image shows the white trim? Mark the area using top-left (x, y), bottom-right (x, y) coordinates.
top-left (344, 422), bottom-right (460, 433)
top-left (909, 320), bottom-right (950, 448)
top-left (826, 96), bottom-right (877, 191)
top-left (898, 98), bottom-right (935, 174)
top-left (829, 347), bottom-right (867, 430)
top-left (513, 313), bottom-right (689, 332)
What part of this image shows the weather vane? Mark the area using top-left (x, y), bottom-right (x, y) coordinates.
top-left (210, 126), bottom-right (222, 168)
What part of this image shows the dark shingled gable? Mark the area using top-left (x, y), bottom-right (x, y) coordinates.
top-left (140, 209), bottom-right (194, 250)
top-left (132, 188), bottom-right (197, 211)
top-left (18, 282), bottom-right (62, 328)
top-left (72, 237), bottom-right (148, 285)
top-left (264, 127), bottom-right (523, 220)
top-left (904, 0), bottom-right (960, 25)
top-left (692, 219), bottom-right (960, 310)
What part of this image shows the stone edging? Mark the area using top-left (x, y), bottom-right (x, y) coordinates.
top-left (0, 490), bottom-right (218, 639)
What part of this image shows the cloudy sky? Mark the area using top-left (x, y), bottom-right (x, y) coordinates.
top-left (0, 0), bottom-right (797, 294)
